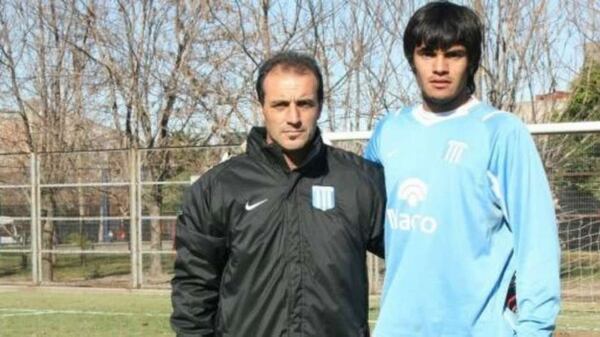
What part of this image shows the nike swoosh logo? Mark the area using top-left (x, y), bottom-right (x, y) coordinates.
top-left (245, 199), bottom-right (268, 211)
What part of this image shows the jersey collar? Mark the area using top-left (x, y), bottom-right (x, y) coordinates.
top-left (412, 97), bottom-right (480, 126)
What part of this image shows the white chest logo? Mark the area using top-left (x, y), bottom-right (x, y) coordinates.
top-left (397, 178), bottom-right (427, 208)
top-left (312, 185), bottom-right (335, 211)
top-left (444, 140), bottom-right (468, 164)
top-left (245, 199), bottom-right (268, 211)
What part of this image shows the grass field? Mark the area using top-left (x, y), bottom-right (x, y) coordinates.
top-left (0, 253), bottom-right (176, 281)
top-left (0, 287), bottom-right (599, 337)
top-left (0, 288), bottom-right (171, 337)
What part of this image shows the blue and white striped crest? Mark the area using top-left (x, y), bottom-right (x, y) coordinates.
top-left (312, 185), bottom-right (335, 211)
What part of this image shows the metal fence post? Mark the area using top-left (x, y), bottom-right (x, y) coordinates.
top-left (129, 148), bottom-right (140, 288)
top-left (30, 153), bottom-right (39, 284)
top-left (35, 154), bottom-right (43, 285)
top-left (136, 149), bottom-right (143, 287)
top-left (30, 153), bottom-right (36, 284)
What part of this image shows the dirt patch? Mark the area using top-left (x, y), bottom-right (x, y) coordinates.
top-left (562, 280), bottom-right (600, 301)
top-left (557, 331), bottom-right (600, 337)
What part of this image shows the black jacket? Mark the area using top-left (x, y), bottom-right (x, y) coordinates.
top-left (171, 127), bottom-right (385, 337)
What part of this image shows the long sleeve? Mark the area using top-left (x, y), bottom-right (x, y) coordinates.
top-left (363, 118), bottom-right (387, 257)
top-left (489, 122), bottom-right (561, 337)
top-left (363, 116), bottom-right (385, 164)
top-left (171, 178), bottom-right (228, 337)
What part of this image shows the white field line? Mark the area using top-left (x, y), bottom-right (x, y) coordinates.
top-left (0, 308), bottom-right (169, 318)
top-left (0, 285), bottom-right (170, 296)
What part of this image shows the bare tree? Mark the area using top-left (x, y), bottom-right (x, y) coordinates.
top-left (0, 0), bottom-right (104, 281)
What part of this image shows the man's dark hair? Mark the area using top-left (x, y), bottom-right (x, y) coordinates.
top-left (256, 51), bottom-right (324, 108)
top-left (403, 1), bottom-right (483, 94)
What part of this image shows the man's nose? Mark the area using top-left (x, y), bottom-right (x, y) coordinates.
top-left (286, 104), bottom-right (301, 125)
top-left (433, 55), bottom-right (448, 74)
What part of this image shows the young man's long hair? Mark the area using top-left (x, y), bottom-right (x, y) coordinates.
top-left (403, 1), bottom-right (483, 94)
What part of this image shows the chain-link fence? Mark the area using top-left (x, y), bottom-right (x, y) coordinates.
top-left (0, 146), bottom-right (240, 288)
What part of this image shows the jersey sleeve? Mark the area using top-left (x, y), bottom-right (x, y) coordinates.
top-left (364, 115), bottom-right (387, 163)
top-left (171, 177), bottom-right (228, 337)
top-left (489, 121), bottom-right (561, 337)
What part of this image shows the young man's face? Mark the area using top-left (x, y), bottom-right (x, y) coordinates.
top-left (262, 66), bottom-right (321, 154)
top-left (413, 44), bottom-right (470, 112)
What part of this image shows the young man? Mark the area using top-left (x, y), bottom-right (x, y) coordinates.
top-left (365, 2), bottom-right (560, 337)
top-left (171, 51), bottom-right (385, 337)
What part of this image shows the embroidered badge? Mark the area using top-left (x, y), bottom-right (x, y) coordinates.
top-left (312, 185), bottom-right (335, 211)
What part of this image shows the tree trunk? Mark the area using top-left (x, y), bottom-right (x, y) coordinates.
top-left (41, 194), bottom-right (56, 282)
top-left (148, 186), bottom-right (163, 277)
top-left (78, 175), bottom-right (86, 266)
top-left (21, 254), bottom-right (28, 269)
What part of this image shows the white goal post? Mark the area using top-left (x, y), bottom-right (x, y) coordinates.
top-left (322, 121), bottom-right (600, 142)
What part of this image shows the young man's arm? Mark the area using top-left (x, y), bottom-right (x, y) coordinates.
top-left (491, 121), bottom-right (561, 337)
top-left (363, 117), bottom-right (387, 257)
top-left (171, 178), bottom-right (228, 337)
top-left (363, 115), bottom-right (386, 164)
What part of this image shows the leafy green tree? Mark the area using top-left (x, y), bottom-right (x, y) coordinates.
top-left (560, 63), bottom-right (600, 122)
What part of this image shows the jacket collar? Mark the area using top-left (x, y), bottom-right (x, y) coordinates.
top-left (246, 127), bottom-right (327, 173)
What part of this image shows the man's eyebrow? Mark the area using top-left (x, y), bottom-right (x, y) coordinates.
top-left (270, 99), bottom-right (290, 105)
top-left (415, 44), bottom-right (467, 52)
top-left (415, 45), bottom-right (437, 53)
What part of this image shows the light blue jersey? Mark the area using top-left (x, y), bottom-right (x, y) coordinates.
top-left (365, 99), bottom-right (560, 337)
